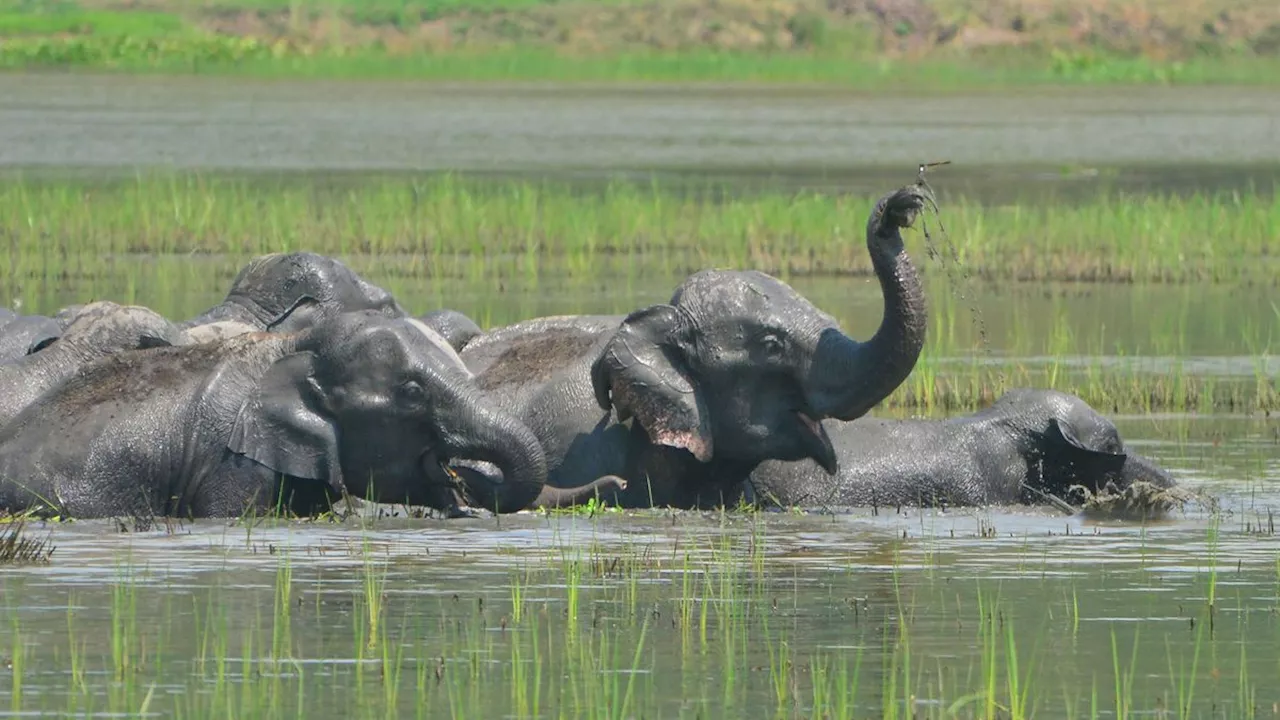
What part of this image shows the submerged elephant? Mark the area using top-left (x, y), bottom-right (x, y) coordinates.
top-left (456, 183), bottom-right (932, 509)
top-left (182, 252), bottom-right (405, 333)
top-left (747, 388), bottom-right (1178, 510)
top-left (0, 308), bottom-right (62, 361)
top-left (0, 301), bottom-right (183, 427)
top-left (0, 311), bottom-right (551, 520)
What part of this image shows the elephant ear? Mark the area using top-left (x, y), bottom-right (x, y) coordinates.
top-left (590, 304), bottom-right (713, 462)
top-left (1049, 417), bottom-right (1127, 475)
top-left (228, 351), bottom-right (345, 492)
top-left (264, 295), bottom-right (323, 333)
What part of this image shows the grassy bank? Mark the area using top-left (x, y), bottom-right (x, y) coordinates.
top-left (1, 173), bottom-right (1277, 414)
top-left (1, 0), bottom-right (1279, 85)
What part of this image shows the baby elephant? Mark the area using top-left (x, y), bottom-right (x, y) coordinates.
top-left (0, 311), bottom-right (549, 520)
top-left (747, 388), bottom-right (1177, 510)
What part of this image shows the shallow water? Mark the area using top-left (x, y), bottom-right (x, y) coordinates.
top-left (2, 442), bottom-right (1277, 718)
top-left (2, 75), bottom-right (1280, 203)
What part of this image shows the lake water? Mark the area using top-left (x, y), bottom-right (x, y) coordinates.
top-left (2, 74), bottom-right (1280, 202)
top-left (1, 75), bottom-right (1278, 717)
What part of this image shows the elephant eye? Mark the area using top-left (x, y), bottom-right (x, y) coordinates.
top-left (398, 380), bottom-right (426, 403)
top-left (755, 333), bottom-right (786, 357)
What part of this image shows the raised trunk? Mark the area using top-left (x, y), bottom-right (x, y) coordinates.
top-left (530, 475), bottom-right (628, 509)
top-left (439, 391), bottom-right (549, 514)
top-left (807, 186), bottom-right (929, 422)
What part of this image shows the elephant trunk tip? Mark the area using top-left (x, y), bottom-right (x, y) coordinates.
top-left (530, 475), bottom-right (628, 510)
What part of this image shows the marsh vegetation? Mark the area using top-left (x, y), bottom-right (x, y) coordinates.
top-left (1, 74), bottom-right (1278, 717)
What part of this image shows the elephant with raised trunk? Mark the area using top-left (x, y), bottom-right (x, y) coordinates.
top-left (182, 251), bottom-right (405, 334)
top-left (747, 389), bottom-right (1178, 510)
top-left (0, 311), bottom-right (551, 520)
top-left (0, 301), bottom-right (183, 427)
top-left (456, 183), bottom-right (932, 509)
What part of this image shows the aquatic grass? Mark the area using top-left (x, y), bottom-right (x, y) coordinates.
top-left (0, 520), bottom-right (54, 564)
top-left (3, 519), bottom-right (1275, 718)
top-left (3, 174), bottom-right (1278, 291)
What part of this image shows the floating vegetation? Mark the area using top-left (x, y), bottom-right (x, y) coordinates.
top-left (1071, 481), bottom-right (1204, 521)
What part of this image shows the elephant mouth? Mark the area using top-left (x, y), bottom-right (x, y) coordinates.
top-left (418, 447), bottom-right (476, 518)
top-left (795, 410), bottom-right (838, 476)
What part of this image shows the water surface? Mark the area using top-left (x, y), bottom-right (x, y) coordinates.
top-left (3, 75), bottom-right (1279, 203)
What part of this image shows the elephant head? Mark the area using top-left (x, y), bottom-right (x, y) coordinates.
top-left (418, 309), bottom-right (484, 353)
top-left (1006, 389), bottom-right (1177, 500)
top-left (53, 301), bottom-right (183, 355)
top-left (184, 252), bottom-right (406, 333)
top-left (590, 184), bottom-right (930, 476)
top-left (227, 311), bottom-right (547, 515)
top-left (0, 308), bottom-right (63, 360)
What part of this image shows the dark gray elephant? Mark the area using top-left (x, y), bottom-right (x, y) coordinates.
top-left (0, 308), bottom-right (62, 361)
top-left (456, 183), bottom-right (931, 509)
top-left (0, 301), bottom-right (183, 427)
top-left (182, 252), bottom-right (405, 333)
top-left (0, 311), bottom-right (549, 520)
top-left (747, 388), bottom-right (1178, 510)
top-left (418, 309), bottom-right (484, 353)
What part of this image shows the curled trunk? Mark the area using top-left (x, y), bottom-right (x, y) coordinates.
top-left (806, 185), bottom-right (930, 422)
top-left (437, 389), bottom-right (549, 514)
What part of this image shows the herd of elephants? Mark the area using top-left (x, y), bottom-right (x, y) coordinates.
top-left (0, 182), bottom-right (1177, 521)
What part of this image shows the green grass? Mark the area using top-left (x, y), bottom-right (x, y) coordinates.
top-left (2, 174), bottom-right (1275, 286)
top-left (3, 37), bottom-right (1280, 87)
top-left (1, 172), bottom-right (1277, 414)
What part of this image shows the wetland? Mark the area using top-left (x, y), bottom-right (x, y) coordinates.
top-left (2, 77), bottom-right (1279, 718)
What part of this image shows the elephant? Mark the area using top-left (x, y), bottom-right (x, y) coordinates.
top-left (418, 309), bottom-right (484, 353)
top-left (53, 304), bottom-right (87, 331)
top-left (746, 388), bottom-right (1178, 510)
top-left (182, 252), bottom-right (405, 333)
top-left (181, 320), bottom-right (257, 345)
top-left (0, 301), bottom-right (183, 427)
top-left (455, 183), bottom-right (931, 509)
top-left (0, 310), bottom-right (551, 520)
top-left (0, 308), bottom-right (62, 361)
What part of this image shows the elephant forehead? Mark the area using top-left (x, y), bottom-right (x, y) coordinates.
top-left (70, 305), bottom-right (169, 338)
top-left (62, 300), bottom-right (123, 328)
top-left (674, 271), bottom-right (826, 314)
top-left (673, 271), bottom-right (836, 334)
top-left (404, 318), bottom-right (470, 374)
top-left (232, 252), bottom-right (344, 297)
